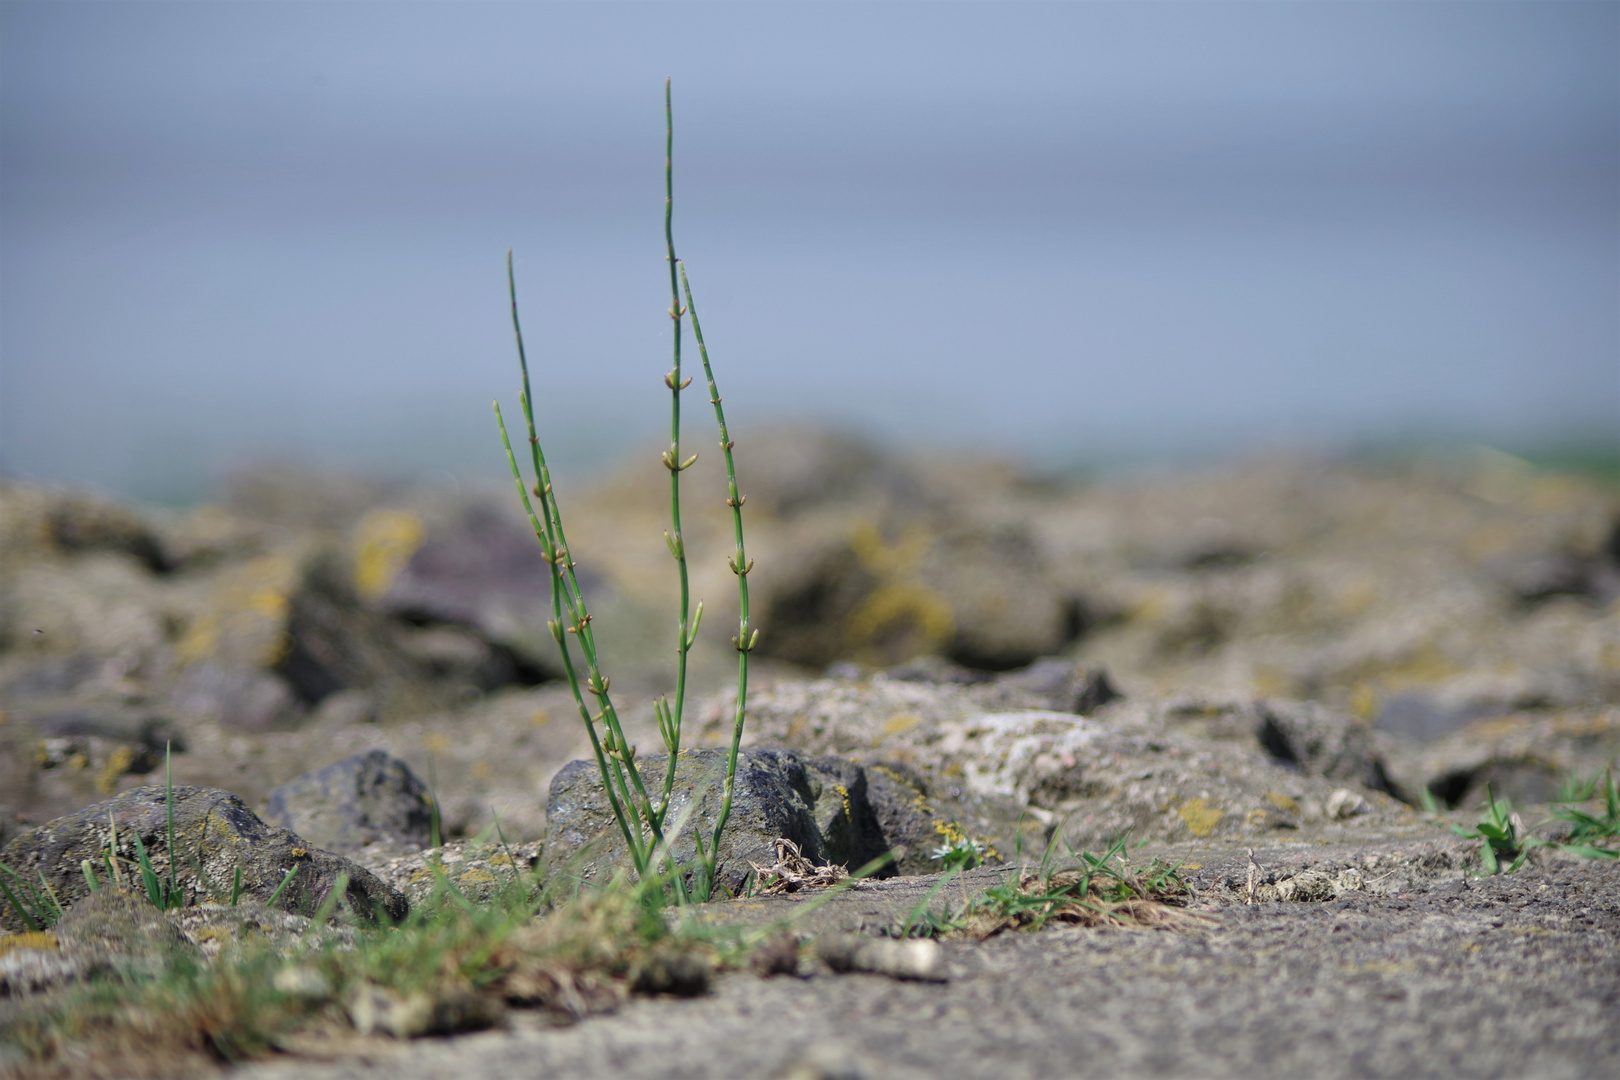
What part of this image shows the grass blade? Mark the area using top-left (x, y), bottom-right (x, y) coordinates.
top-left (265, 865), bottom-right (299, 910)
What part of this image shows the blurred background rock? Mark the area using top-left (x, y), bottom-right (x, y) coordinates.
top-left (1, 3), bottom-right (1615, 851)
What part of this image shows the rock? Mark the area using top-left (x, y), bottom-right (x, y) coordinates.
top-left (0, 934), bottom-right (85, 997)
top-left (0, 552), bottom-right (174, 658)
top-left (0, 717), bottom-right (40, 848)
top-left (274, 553), bottom-right (449, 712)
top-left (735, 428), bottom-right (889, 520)
top-left (1324, 789), bottom-right (1371, 820)
top-left (305, 689), bottom-right (379, 729)
top-left (0, 784), bottom-right (408, 932)
top-left (347, 982), bottom-right (505, 1039)
top-left (861, 763), bottom-right (1028, 876)
top-left (543, 748), bottom-right (892, 896)
top-left (1383, 709), bottom-right (1620, 811)
top-left (12, 701), bottom-right (184, 756)
top-left (377, 504), bottom-right (565, 680)
top-left (0, 653), bottom-right (109, 704)
top-left (173, 546), bottom-right (449, 721)
top-left (996, 658), bottom-right (1123, 715)
top-left (264, 750), bottom-right (435, 856)
top-left (814, 934), bottom-right (944, 981)
top-left (757, 516), bottom-right (1077, 673)
top-left (1254, 700), bottom-right (1394, 793)
top-left (220, 464), bottom-right (397, 532)
top-left (172, 663), bottom-right (306, 732)
top-left (741, 678), bottom-right (1410, 853)
top-left (882, 655), bottom-right (993, 686)
top-left (52, 887), bottom-right (198, 966)
top-left (361, 839), bottom-right (544, 907)
top-left (0, 483), bottom-right (169, 573)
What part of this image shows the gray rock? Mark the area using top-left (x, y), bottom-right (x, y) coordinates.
top-left (0, 784), bottom-right (408, 932)
top-left (543, 748), bottom-right (892, 897)
top-left (996, 657), bottom-right (1122, 715)
top-left (264, 750), bottom-right (435, 856)
top-left (862, 762), bottom-right (1028, 876)
top-left (172, 663), bottom-right (305, 732)
top-left (758, 517), bottom-right (1077, 673)
top-left (53, 886), bottom-right (198, 964)
top-left (1255, 700), bottom-right (1394, 793)
top-left (13, 701), bottom-right (185, 755)
top-left (379, 504), bottom-right (567, 680)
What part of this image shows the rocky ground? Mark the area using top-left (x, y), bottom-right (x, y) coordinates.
top-left (232, 857), bottom-right (1620, 1080)
top-left (1, 432), bottom-right (1617, 1076)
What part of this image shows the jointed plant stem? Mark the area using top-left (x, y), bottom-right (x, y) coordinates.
top-left (656, 75), bottom-right (697, 831)
top-left (493, 81), bottom-right (753, 899)
top-left (497, 250), bottom-right (664, 873)
top-left (495, 396), bottom-right (648, 875)
top-left (679, 263), bottom-right (756, 894)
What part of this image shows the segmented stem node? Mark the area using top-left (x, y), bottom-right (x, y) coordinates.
top-left (492, 81), bottom-right (752, 901)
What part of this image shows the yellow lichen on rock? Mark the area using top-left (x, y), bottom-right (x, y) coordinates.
top-left (1177, 798), bottom-right (1223, 838)
top-left (352, 509), bottom-right (423, 602)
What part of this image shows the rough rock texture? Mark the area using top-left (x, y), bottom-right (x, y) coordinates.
top-left (232, 857), bottom-right (1620, 1080)
top-left (543, 748), bottom-right (900, 895)
top-left (265, 750), bottom-right (435, 856)
top-left (1, 446), bottom-right (1616, 879)
top-left (0, 785), bottom-right (408, 931)
top-left (727, 672), bottom-right (1411, 856)
top-left (377, 504), bottom-right (566, 681)
top-left (358, 838), bottom-right (545, 906)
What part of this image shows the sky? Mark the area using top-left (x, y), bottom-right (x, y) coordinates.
top-left (2, 0), bottom-right (1616, 502)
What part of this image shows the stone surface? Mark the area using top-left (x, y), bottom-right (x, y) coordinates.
top-left (359, 839), bottom-right (545, 907)
top-left (232, 857), bottom-right (1620, 1080)
top-left (265, 750), bottom-right (435, 856)
top-left (0, 784), bottom-right (408, 931)
top-left (543, 748), bottom-right (897, 896)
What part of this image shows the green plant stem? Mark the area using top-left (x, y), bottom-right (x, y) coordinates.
top-left (501, 253), bottom-right (663, 870)
top-left (657, 75), bottom-right (696, 832)
top-left (679, 263), bottom-right (756, 897)
top-left (265, 865), bottom-right (299, 910)
top-left (165, 742), bottom-right (178, 904)
top-left (496, 399), bottom-right (644, 872)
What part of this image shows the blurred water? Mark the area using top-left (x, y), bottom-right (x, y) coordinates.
top-left (2, 2), bottom-right (1614, 502)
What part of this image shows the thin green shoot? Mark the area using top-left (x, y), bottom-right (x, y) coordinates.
top-left (230, 865), bottom-right (244, 906)
top-left (900, 867), bottom-right (962, 938)
top-left (1450, 785), bottom-right (1533, 875)
top-left (1553, 772), bottom-right (1602, 804)
top-left (130, 829), bottom-right (179, 910)
top-left (492, 83), bottom-right (752, 900)
top-left (427, 752), bottom-right (443, 852)
top-left (166, 741), bottom-right (179, 904)
top-left (655, 73), bottom-right (697, 835)
top-left (1418, 786), bottom-right (1442, 813)
top-left (308, 872), bottom-right (349, 928)
top-left (678, 258), bottom-right (757, 902)
top-left (265, 865), bottom-right (299, 910)
top-left (35, 872), bottom-right (64, 923)
top-left (0, 862), bottom-right (45, 931)
top-left (82, 859), bottom-right (101, 893)
top-left (1552, 767), bottom-right (1619, 859)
